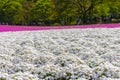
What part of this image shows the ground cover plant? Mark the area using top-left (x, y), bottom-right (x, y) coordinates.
top-left (0, 24), bottom-right (120, 79)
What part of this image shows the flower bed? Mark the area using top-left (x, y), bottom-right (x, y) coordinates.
top-left (0, 25), bottom-right (120, 80)
top-left (0, 23), bottom-right (120, 32)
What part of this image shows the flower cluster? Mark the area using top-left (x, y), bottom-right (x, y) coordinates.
top-left (0, 28), bottom-right (120, 80)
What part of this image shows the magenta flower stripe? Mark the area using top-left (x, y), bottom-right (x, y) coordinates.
top-left (0, 23), bottom-right (120, 32)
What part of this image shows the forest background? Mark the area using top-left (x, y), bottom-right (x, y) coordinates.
top-left (0, 0), bottom-right (120, 26)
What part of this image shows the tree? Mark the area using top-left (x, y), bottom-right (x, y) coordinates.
top-left (0, 0), bottom-right (120, 25)
top-left (70, 0), bottom-right (104, 23)
top-left (51, 0), bottom-right (74, 25)
top-left (0, 0), bottom-right (22, 24)
top-left (30, 0), bottom-right (53, 25)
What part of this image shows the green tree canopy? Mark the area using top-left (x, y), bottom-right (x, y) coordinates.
top-left (0, 0), bottom-right (119, 25)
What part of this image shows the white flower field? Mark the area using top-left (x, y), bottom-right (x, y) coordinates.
top-left (0, 28), bottom-right (120, 80)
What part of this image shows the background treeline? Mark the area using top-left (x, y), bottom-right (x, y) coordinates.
top-left (0, 0), bottom-right (120, 26)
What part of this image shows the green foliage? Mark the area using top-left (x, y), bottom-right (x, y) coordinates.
top-left (30, 0), bottom-right (53, 21)
top-left (0, 0), bottom-right (22, 24)
top-left (0, 0), bottom-right (119, 25)
top-left (94, 3), bottom-right (110, 16)
top-left (0, 78), bottom-right (6, 80)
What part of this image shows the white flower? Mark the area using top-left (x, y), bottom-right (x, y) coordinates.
top-left (0, 28), bottom-right (120, 79)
